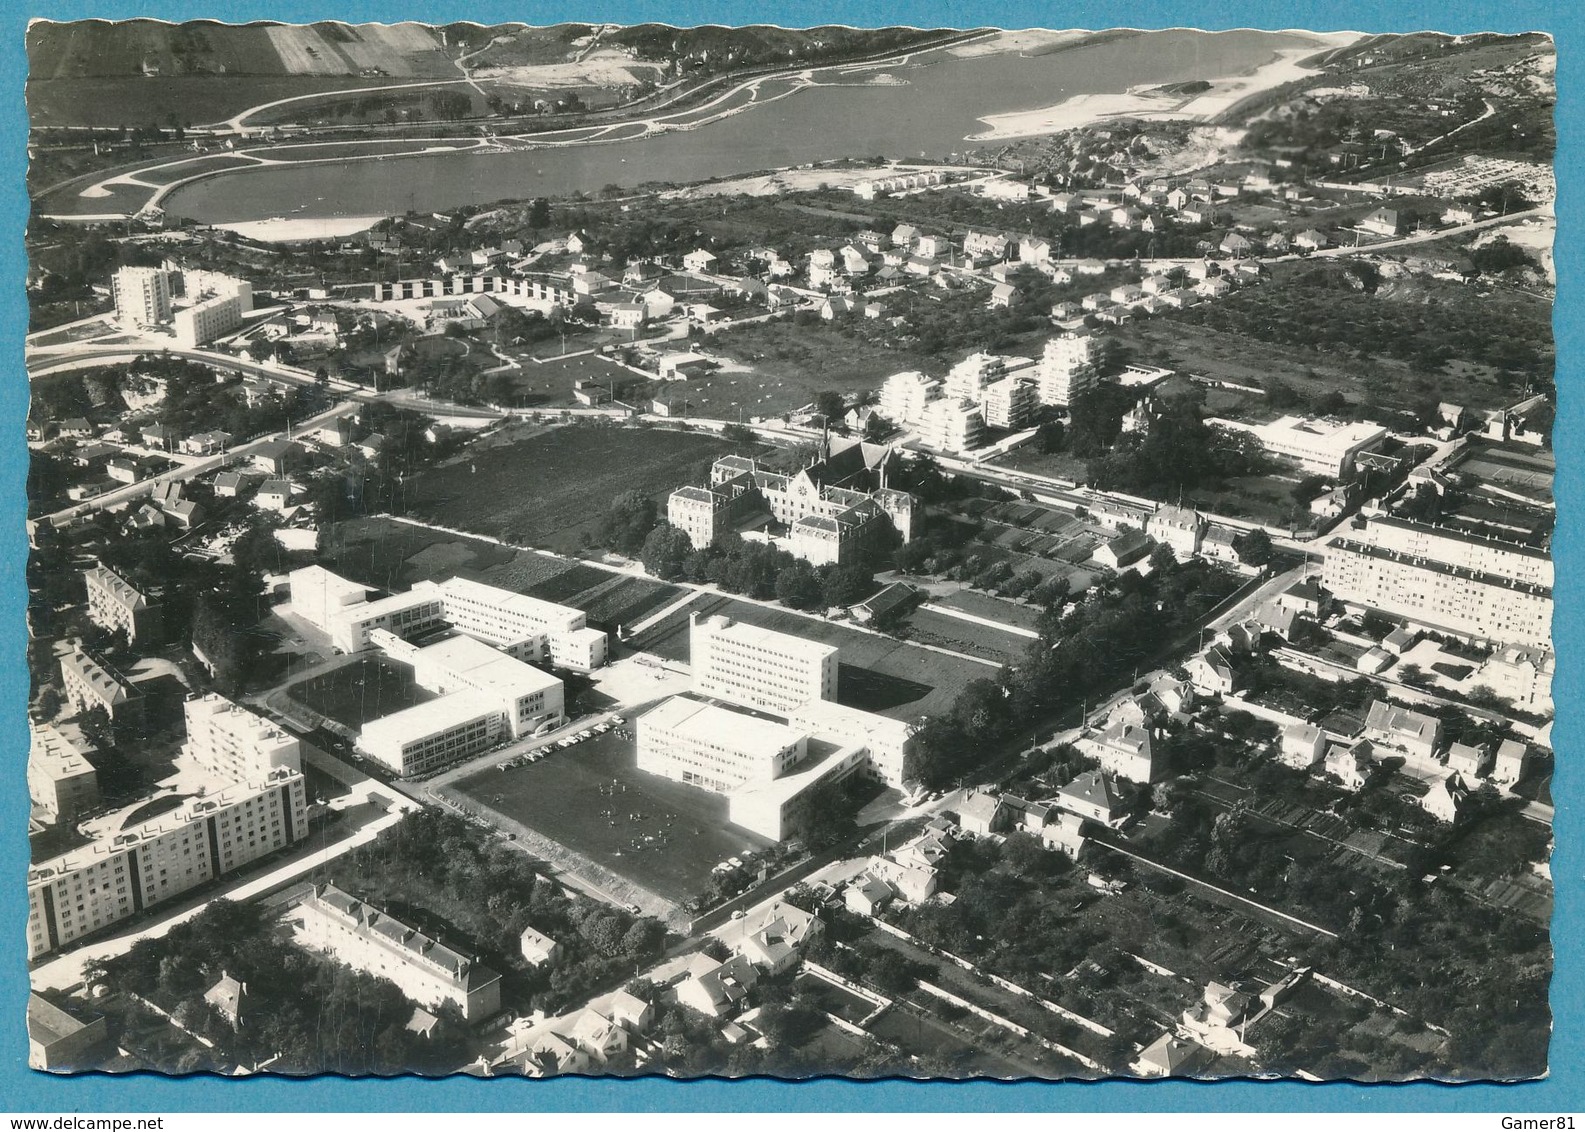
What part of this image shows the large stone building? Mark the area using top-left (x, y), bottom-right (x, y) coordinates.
top-left (667, 438), bottom-right (917, 567)
top-left (294, 884), bottom-right (502, 1021)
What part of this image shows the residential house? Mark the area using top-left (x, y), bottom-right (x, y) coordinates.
top-left (1361, 208), bottom-right (1402, 238)
top-left (256, 478), bottom-right (297, 513)
top-left (989, 283), bottom-right (1020, 310)
top-left (1219, 232), bottom-right (1255, 258)
top-left (1019, 235), bottom-right (1052, 264)
top-left (1133, 1032), bottom-right (1204, 1078)
top-left (1364, 700), bottom-right (1443, 761)
top-left (1041, 811), bottom-right (1089, 859)
top-left (1493, 739), bottom-right (1529, 788)
top-left (1056, 770), bottom-right (1124, 826)
top-left (1090, 721), bottom-right (1157, 783)
top-left (891, 223), bottom-right (920, 248)
top-left (1445, 741), bottom-right (1493, 781)
top-left (204, 973), bottom-right (247, 1029)
top-left (519, 926), bottom-right (562, 968)
top-left (1325, 738), bottom-right (1374, 791)
top-left (682, 249), bottom-right (718, 274)
top-left (1187, 646), bottom-right (1238, 696)
top-left (843, 873), bottom-right (895, 917)
top-left (1422, 772), bottom-right (1470, 824)
top-left (956, 791), bottom-right (1008, 836)
top-left (730, 901), bottom-right (822, 975)
top-left (1280, 722), bottom-right (1326, 770)
top-left (1146, 506), bottom-right (1204, 560)
top-left (673, 953), bottom-right (759, 1018)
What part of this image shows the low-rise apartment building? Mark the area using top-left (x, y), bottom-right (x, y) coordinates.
top-left (83, 564), bottom-right (161, 644)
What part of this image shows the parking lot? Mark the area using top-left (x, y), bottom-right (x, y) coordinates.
top-left (450, 724), bottom-right (772, 904)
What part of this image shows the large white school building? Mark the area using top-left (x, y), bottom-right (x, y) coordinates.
top-left (356, 630), bottom-right (565, 777)
top-left (286, 567), bottom-right (607, 671)
top-left (690, 613), bottom-right (838, 712)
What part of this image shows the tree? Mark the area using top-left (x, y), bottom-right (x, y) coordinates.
top-left (1035, 419), bottom-right (1066, 454)
top-left (528, 198), bottom-right (552, 229)
top-left (1233, 528), bottom-right (1274, 567)
top-left (863, 413), bottom-right (894, 443)
top-left (246, 338), bottom-right (275, 363)
top-left (775, 563), bottom-right (824, 610)
top-left (814, 390), bottom-right (846, 424)
top-left (640, 523), bottom-right (693, 581)
top-left (598, 490), bottom-right (659, 556)
top-left (821, 564), bottom-right (875, 608)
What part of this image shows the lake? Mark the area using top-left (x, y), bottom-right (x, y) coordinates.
top-left (163, 28), bottom-right (1325, 223)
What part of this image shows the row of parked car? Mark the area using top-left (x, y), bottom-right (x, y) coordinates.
top-left (498, 715), bottom-right (627, 771)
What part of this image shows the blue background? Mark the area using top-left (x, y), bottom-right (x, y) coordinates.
top-left (2, 0), bottom-right (1576, 1112)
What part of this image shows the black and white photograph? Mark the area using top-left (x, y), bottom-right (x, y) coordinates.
top-left (22, 19), bottom-right (1555, 1084)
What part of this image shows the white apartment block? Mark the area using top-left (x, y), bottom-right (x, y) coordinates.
top-left (915, 398), bottom-right (986, 454)
top-left (111, 266), bottom-right (172, 327)
top-left (83, 563), bottom-right (160, 644)
top-left (636, 696), bottom-right (809, 793)
top-left (173, 293), bottom-right (243, 347)
top-left (1323, 533), bottom-right (1552, 650)
top-left (26, 766), bottom-right (307, 959)
top-left (295, 884), bottom-right (502, 1021)
top-left (1355, 515), bottom-right (1553, 588)
top-left (1037, 333), bottom-right (1101, 406)
top-left (983, 376), bottom-right (1038, 430)
top-left (28, 723), bottom-right (100, 823)
top-left (878, 370), bottom-right (942, 427)
top-left (168, 264), bottom-right (254, 314)
top-left (691, 613), bottom-right (837, 712)
top-left (943, 352), bottom-right (1011, 402)
top-left (181, 694), bottom-right (302, 783)
top-left (358, 630), bottom-right (564, 776)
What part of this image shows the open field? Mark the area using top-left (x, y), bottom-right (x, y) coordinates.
top-left (634, 593), bottom-right (994, 720)
top-left (28, 75), bottom-right (384, 128)
top-left (319, 516), bottom-right (521, 591)
top-left (452, 726), bottom-right (771, 904)
top-left (406, 423), bottom-right (740, 552)
top-left (284, 655), bottom-right (433, 728)
top-left (934, 588), bottom-right (1044, 632)
top-left (699, 320), bottom-right (938, 417)
top-left (127, 154), bottom-right (261, 184)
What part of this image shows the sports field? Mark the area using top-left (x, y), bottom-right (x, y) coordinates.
top-left (284, 656), bottom-right (432, 729)
top-left (452, 728), bottom-right (770, 904)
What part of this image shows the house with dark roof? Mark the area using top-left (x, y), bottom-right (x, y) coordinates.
top-left (956, 791), bottom-right (1008, 836)
top-left (1095, 529), bottom-right (1153, 569)
top-left (1364, 700), bottom-right (1443, 761)
top-left (1056, 770), bottom-right (1124, 827)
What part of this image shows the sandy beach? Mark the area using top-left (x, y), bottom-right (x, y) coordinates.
top-left (967, 37), bottom-right (1363, 141)
top-left (946, 29), bottom-right (1091, 58)
top-left (215, 215), bottom-right (387, 242)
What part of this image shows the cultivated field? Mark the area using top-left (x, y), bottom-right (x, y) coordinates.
top-left (452, 728), bottom-right (770, 904)
top-left (406, 423), bottom-right (739, 552)
top-left (899, 607), bottom-right (1030, 665)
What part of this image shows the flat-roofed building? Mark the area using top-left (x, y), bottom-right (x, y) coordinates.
top-left (359, 631), bottom-right (565, 776)
top-left (1037, 333), bottom-right (1100, 407)
top-left (28, 723), bottom-right (100, 823)
top-left (28, 994), bottom-right (107, 1071)
top-left (636, 696), bottom-right (809, 793)
top-left (727, 741), bottom-right (869, 841)
top-left (784, 698), bottom-right (917, 788)
top-left (288, 565), bottom-right (372, 635)
top-left (83, 563), bottom-right (161, 644)
top-left (26, 766), bottom-right (307, 959)
top-left (914, 397), bottom-right (985, 454)
top-left (418, 576), bottom-right (608, 670)
top-left (878, 370), bottom-right (942, 427)
top-left (111, 265), bottom-right (172, 327)
top-left (1323, 517), bottom-right (1552, 649)
top-left (1218, 415), bottom-right (1388, 479)
top-left (181, 694), bottom-right (302, 783)
top-left (294, 884), bottom-right (501, 1021)
top-left (982, 376), bottom-right (1038, 430)
top-left (173, 293), bottom-right (243, 347)
top-left (691, 612), bottom-right (837, 712)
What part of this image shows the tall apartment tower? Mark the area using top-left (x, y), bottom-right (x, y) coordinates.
top-left (111, 265), bottom-right (173, 327)
top-left (1037, 333), bottom-right (1100, 407)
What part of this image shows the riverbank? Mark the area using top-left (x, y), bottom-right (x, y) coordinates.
top-left (966, 37), bottom-right (1361, 140)
top-left (216, 215), bottom-right (387, 242)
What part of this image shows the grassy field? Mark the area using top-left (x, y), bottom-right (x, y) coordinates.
top-left (698, 320), bottom-right (936, 418)
top-left (452, 727), bottom-right (770, 904)
top-left (634, 593), bottom-right (995, 720)
top-left (284, 656), bottom-right (432, 729)
top-left (319, 516), bottom-right (521, 591)
top-left (28, 75), bottom-right (386, 128)
top-left (934, 588), bottom-right (1044, 632)
top-left (406, 423), bottom-right (739, 552)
